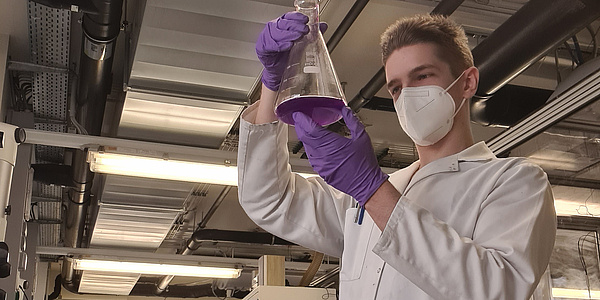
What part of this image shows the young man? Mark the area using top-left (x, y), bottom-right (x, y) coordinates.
top-left (238, 13), bottom-right (556, 300)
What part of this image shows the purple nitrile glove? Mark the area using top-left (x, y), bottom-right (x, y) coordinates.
top-left (293, 106), bottom-right (389, 206)
top-left (256, 12), bottom-right (308, 91)
top-left (256, 12), bottom-right (329, 91)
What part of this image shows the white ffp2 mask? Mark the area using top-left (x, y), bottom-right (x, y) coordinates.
top-left (394, 71), bottom-right (467, 146)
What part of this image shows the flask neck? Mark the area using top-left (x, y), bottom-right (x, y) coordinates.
top-left (295, 0), bottom-right (319, 27)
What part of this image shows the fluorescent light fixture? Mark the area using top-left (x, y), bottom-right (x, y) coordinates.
top-left (554, 199), bottom-right (600, 217)
top-left (88, 151), bottom-right (238, 185)
top-left (552, 287), bottom-right (600, 299)
top-left (73, 259), bottom-right (241, 278)
top-left (87, 150), bottom-right (317, 185)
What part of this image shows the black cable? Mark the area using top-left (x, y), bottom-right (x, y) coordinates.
top-left (18, 285), bottom-right (29, 300)
top-left (586, 25), bottom-right (599, 58)
top-left (577, 232), bottom-right (598, 300)
top-left (554, 49), bottom-right (562, 84)
top-left (211, 284), bottom-right (227, 300)
top-left (47, 275), bottom-right (61, 300)
top-left (29, 202), bottom-right (37, 221)
top-left (563, 41), bottom-right (580, 66)
top-left (572, 35), bottom-right (585, 65)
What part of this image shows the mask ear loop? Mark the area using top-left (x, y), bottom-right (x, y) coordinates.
top-left (452, 97), bottom-right (467, 118)
top-left (443, 70), bottom-right (467, 93)
top-left (444, 70), bottom-right (468, 117)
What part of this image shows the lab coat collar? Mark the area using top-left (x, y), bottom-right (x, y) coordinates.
top-left (456, 141), bottom-right (496, 162)
top-left (404, 142), bottom-right (496, 193)
top-left (389, 161), bottom-right (420, 194)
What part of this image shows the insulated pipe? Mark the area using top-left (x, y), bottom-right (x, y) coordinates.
top-left (347, 68), bottom-right (386, 112)
top-left (470, 0), bottom-right (600, 125)
top-left (77, 0), bottom-right (123, 135)
top-left (155, 186), bottom-right (232, 294)
top-left (326, 0), bottom-right (370, 53)
top-left (135, 283), bottom-right (248, 298)
top-left (63, 150), bottom-right (93, 249)
top-left (62, 150), bottom-right (93, 287)
top-left (61, 0), bottom-right (123, 291)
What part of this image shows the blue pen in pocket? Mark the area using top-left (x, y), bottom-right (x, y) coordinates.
top-left (354, 204), bottom-right (365, 225)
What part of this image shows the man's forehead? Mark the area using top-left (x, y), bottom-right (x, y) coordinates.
top-left (386, 45), bottom-right (449, 69)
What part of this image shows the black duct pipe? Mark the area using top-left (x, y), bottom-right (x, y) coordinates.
top-left (61, 0), bottom-right (123, 293)
top-left (471, 0), bottom-right (600, 126)
top-left (187, 229), bottom-right (295, 247)
top-left (326, 0), bottom-right (370, 53)
top-left (134, 283), bottom-right (249, 298)
top-left (77, 0), bottom-right (123, 135)
top-left (347, 68), bottom-right (386, 112)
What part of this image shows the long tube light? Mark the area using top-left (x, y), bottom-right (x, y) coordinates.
top-left (87, 150), bottom-right (317, 185)
top-left (552, 288), bottom-right (600, 299)
top-left (88, 150), bottom-right (239, 185)
top-left (73, 259), bottom-right (241, 278)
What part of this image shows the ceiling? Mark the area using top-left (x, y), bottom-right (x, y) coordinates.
top-left (2, 0), bottom-right (600, 298)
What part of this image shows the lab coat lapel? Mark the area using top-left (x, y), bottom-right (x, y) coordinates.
top-left (388, 161), bottom-right (420, 195)
top-left (404, 154), bottom-right (460, 194)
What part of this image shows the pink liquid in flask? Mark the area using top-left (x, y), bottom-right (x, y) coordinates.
top-left (276, 95), bottom-right (346, 126)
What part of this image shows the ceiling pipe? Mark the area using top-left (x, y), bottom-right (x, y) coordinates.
top-left (60, 0), bottom-right (123, 294)
top-left (326, 0), bottom-right (370, 53)
top-left (61, 149), bottom-right (93, 288)
top-left (470, 0), bottom-right (600, 126)
top-left (155, 229), bottom-right (294, 295)
top-left (77, 0), bottom-right (123, 136)
top-left (135, 283), bottom-right (249, 299)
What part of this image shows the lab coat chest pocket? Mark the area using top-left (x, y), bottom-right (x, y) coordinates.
top-left (340, 208), bottom-right (374, 281)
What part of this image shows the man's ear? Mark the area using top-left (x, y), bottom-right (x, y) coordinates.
top-left (462, 66), bottom-right (479, 99)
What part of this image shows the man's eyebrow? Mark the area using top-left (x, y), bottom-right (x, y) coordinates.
top-left (387, 79), bottom-right (399, 90)
top-left (408, 64), bottom-right (438, 76)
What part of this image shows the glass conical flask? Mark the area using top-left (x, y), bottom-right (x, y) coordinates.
top-left (275, 0), bottom-right (348, 126)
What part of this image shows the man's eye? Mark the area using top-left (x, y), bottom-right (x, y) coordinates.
top-left (391, 87), bottom-right (401, 96)
top-left (417, 74), bottom-right (429, 80)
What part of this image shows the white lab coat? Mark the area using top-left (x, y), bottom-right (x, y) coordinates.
top-left (237, 103), bottom-right (557, 300)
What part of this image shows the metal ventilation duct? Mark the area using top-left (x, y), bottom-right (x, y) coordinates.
top-left (78, 175), bottom-right (191, 295)
top-left (470, 0), bottom-right (600, 126)
top-left (119, 0), bottom-right (287, 148)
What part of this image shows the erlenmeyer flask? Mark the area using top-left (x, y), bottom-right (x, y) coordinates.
top-left (275, 0), bottom-right (348, 126)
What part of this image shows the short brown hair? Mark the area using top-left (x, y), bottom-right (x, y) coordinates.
top-left (380, 14), bottom-right (473, 77)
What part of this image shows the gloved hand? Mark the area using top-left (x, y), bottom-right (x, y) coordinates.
top-left (293, 107), bottom-right (389, 206)
top-left (256, 12), bottom-right (328, 91)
